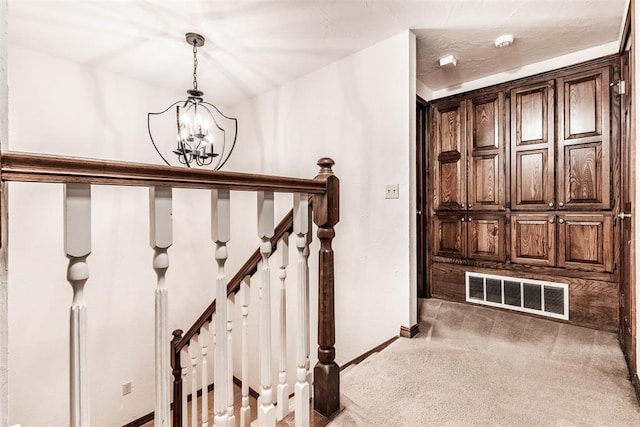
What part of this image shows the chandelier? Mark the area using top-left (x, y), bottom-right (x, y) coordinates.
top-left (148, 33), bottom-right (237, 169)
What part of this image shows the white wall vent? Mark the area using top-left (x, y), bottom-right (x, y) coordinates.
top-left (465, 272), bottom-right (569, 320)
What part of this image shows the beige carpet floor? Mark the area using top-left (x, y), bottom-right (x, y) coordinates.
top-left (329, 298), bottom-right (640, 426)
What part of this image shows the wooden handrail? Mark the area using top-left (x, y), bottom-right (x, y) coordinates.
top-left (176, 207), bottom-right (296, 351)
top-left (0, 151), bottom-right (326, 194)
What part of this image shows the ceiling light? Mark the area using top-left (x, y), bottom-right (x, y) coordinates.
top-left (494, 34), bottom-right (514, 48)
top-left (439, 54), bottom-right (457, 68)
top-left (148, 33), bottom-right (237, 169)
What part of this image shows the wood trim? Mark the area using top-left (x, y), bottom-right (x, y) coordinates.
top-left (122, 376), bottom-right (260, 427)
top-left (633, 374), bottom-right (640, 405)
top-left (399, 324), bottom-right (420, 338)
top-left (0, 151), bottom-right (325, 194)
top-left (620, 1), bottom-right (632, 55)
top-left (340, 336), bottom-right (399, 371)
top-left (177, 208), bottom-right (296, 350)
top-left (416, 97), bottom-right (429, 297)
top-left (430, 254), bottom-right (616, 282)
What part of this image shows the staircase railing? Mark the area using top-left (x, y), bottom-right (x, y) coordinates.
top-left (170, 199), bottom-right (303, 425)
top-left (0, 152), bottom-right (340, 427)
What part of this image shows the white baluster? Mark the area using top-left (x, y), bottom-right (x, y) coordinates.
top-left (181, 347), bottom-right (189, 427)
top-left (65, 183), bottom-right (91, 427)
top-left (293, 193), bottom-right (310, 427)
top-left (212, 189), bottom-right (230, 427)
top-left (276, 233), bottom-right (290, 420)
top-left (240, 276), bottom-right (251, 427)
top-left (199, 324), bottom-right (210, 427)
top-left (190, 337), bottom-right (199, 427)
top-left (150, 186), bottom-right (172, 427)
top-left (257, 191), bottom-right (276, 426)
top-left (227, 295), bottom-right (236, 425)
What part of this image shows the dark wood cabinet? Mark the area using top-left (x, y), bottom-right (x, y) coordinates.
top-left (434, 213), bottom-right (505, 262)
top-left (557, 213), bottom-right (613, 272)
top-left (467, 213), bottom-right (505, 261)
top-left (432, 101), bottom-right (466, 211)
top-left (433, 214), bottom-right (466, 258)
top-left (510, 214), bottom-right (556, 267)
top-left (467, 93), bottom-right (506, 211)
top-left (557, 66), bottom-right (611, 210)
top-left (510, 81), bottom-right (555, 211)
top-left (425, 55), bottom-right (621, 331)
top-left (431, 91), bottom-right (505, 213)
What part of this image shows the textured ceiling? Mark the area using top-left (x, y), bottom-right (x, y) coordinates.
top-left (6, 0), bottom-right (628, 106)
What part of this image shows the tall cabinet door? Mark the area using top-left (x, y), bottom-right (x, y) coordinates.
top-left (557, 66), bottom-right (611, 210)
top-left (510, 214), bottom-right (556, 267)
top-left (510, 82), bottom-right (555, 211)
top-left (467, 92), bottom-right (505, 211)
top-left (432, 101), bottom-right (466, 211)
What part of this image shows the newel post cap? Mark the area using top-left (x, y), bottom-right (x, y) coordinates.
top-left (317, 157), bottom-right (335, 174)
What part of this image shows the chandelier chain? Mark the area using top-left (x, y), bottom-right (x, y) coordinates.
top-left (192, 43), bottom-right (198, 91)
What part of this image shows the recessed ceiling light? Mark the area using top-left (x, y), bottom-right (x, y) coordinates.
top-left (439, 54), bottom-right (457, 67)
top-left (495, 34), bottom-right (514, 48)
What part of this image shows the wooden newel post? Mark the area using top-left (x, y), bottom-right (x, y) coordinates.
top-left (312, 157), bottom-right (340, 418)
top-left (171, 329), bottom-right (183, 426)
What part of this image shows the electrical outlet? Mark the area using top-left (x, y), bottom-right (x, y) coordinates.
top-left (122, 382), bottom-right (132, 396)
top-left (385, 184), bottom-right (399, 199)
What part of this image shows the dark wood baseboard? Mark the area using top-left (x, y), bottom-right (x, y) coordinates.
top-left (123, 376), bottom-right (260, 427)
top-left (399, 323), bottom-right (420, 338)
top-left (341, 336), bottom-right (399, 371)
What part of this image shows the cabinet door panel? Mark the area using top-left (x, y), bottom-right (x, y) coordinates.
top-left (557, 214), bottom-right (613, 272)
top-left (467, 214), bottom-right (505, 261)
top-left (557, 66), bottom-right (611, 209)
top-left (433, 102), bottom-right (466, 210)
top-left (510, 214), bottom-right (556, 266)
top-left (468, 92), bottom-right (505, 210)
top-left (514, 149), bottom-right (548, 206)
top-left (433, 215), bottom-right (466, 258)
top-left (511, 82), bottom-right (555, 210)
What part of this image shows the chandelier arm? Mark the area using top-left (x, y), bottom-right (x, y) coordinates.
top-left (200, 101), bottom-right (237, 122)
top-left (215, 117), bottom-right (238, 170)
top-left (148, 100), bottom-right (188, 167)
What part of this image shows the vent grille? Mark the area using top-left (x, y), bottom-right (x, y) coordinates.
top-left (465, 272), bottom-right (569, 320)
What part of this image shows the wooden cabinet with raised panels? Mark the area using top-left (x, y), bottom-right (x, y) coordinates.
top-left (510, 81), bottom-right (555, 211)
top-left (432, 101), bottom-right (466, 211)
top-left (434, 213), bottom-right (505, 262)
top-left (557, 213), bottom-right (613, 272)
top-left (467, 213), bottom-right (505, 261)
top-left (510, 213), bottom-right (556, 267)
top-left (509, 213), bottom-right (614, 272)
top-left (425, 55), bottom-right (621, 332)
top-left (433, 214), bottom-right (466, 258)
top-left (431, 91), bottom-right (506, 212)
top-left (467, 93), bottom-right (506, 211)
top-left (556, 66), bottom-right (611, 210)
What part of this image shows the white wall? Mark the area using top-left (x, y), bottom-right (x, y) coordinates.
top-left (230, 30), bottom-right (417, 365)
